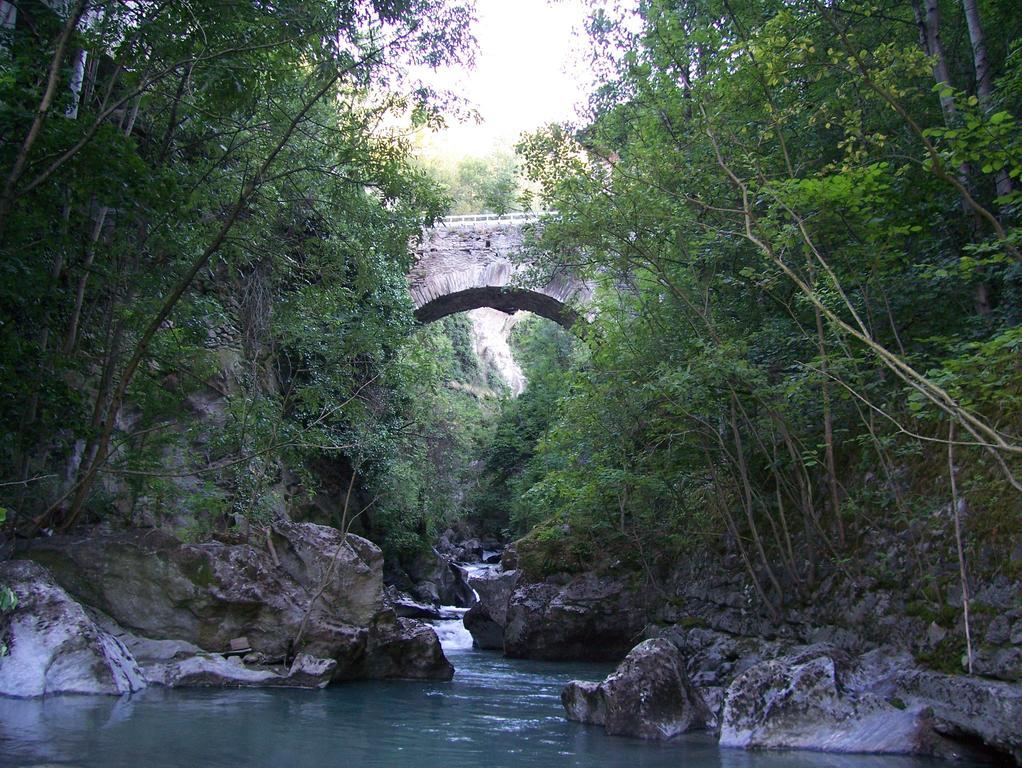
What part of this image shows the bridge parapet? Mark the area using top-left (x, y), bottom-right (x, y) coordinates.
top-left (439, 211), bottom-right (555, 228)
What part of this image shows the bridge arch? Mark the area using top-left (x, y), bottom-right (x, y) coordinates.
top-left (408, 213), bottom-right (588, 329)
top-left (414, 286), bottom-right (579, 327)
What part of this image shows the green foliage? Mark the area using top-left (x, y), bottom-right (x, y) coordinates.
top-left (422, 150), bottom-right (524, 214)
top-left (0, 0), bottom-right (475, 550)
top-left (467, 316), bottom-right (580, 537)
top-left (507, 0), bottom-right (1022, 606)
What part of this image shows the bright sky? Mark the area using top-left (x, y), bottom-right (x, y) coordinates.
top-left (420, 0), bottom-right (594, 159)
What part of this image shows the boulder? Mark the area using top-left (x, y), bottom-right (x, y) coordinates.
top-left (385, 586), bottom-right (442, 620)
top-left (0, 560), bottom-right (145, 698)
top-left (336, 612), bottom-right (454, 681)
top-left (388, 547), bottom-right (475, 607)
top-left (504, 573), bottom-right (647, 661)
top-left (142, 652), bottom-right (335, 689)
top-left (463, 568), bottom-right (518, 650)
top-left (499, 545), bottom-right (518, 571)
top-left (403, 549), bottom-right (474, 607)
top-left (896, 668), bottom-right (1022, 762)
top-left (22, 524), bottom-right (384, 661)
top-left (562, 680), bottom-right (605, 725)
top-left (562, 639), bottom-right (709, 740)
top-left (971, 644), bottom-right (1022, 682)
top-left (651, 624), bottom-right (785, 688)
top-left (268, 519), bottom-right (383, 626)
top-left (718, 645), bottom-right (958, 756)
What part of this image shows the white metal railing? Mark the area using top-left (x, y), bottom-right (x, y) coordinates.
top-left (440, 211), bottom-right (555, 228)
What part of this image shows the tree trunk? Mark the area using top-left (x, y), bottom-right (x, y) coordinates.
top-left (961, 0), bottom-right (1013, 199)
top-left (0, 0), bottom-right (88, 233)
top-left (911, 0), bottom-right (992, 314)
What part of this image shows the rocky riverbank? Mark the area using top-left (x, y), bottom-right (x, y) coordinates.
top-left (0, 520), bottom-right (453, 698)
top-left (461, 543), bottom-right (1022, 764)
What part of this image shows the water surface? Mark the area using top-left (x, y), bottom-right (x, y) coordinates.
top-left (0, 618), bottom-right (986, 768)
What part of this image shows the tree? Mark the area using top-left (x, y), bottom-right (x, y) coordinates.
top-left (0, 0), bottom-right (475, 538)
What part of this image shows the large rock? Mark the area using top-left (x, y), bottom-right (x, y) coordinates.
top-left (504, 573), bottom-right (647, 661)
top-left (142, 652), bottom-right (336, 689)
top-left (401, 549), bottom-right (474, 607)
top-left (0, 560), bottom-right (145, 697)
top-left (896, 668), bottom-right (1022, 762)
top-left (463, 568), bottom-right (518, 650)
top-left (718, 645), bottom-right (995, 759)
top-left (651, 624), bottom-right (785, 688)
top-left (268, 520), bottom-right (383, 626)
top-left (337, 612), bottom-right (454, 681)
top-left (562, 680), bottom-right (606, 724)
top-left (561, 638), bottom-right (709, 740)
top-left (385, 585), bottom-right (442, 620)
top-left (22, 524), bottom-right (384, 661)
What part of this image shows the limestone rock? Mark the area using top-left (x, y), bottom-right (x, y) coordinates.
top-left (500, 545), bottom-right (518, 571)
top-left (284, 653), bottom-right (338, 688)
top-left (337, 613), bottom-right (454, 681)
top-left (719, 645), bottom-right (938, 754)
top-left (561, 639), bottom-right (708, 740)
top-left (0, 560), bottom-right (145, 698)
top-left (385, 586), bottom-right (442, 620)
top-left (504, 573), bottom-right (647, 661)
top-left (602, 639), bottom-right (709, 739)
top-left (463, 568), bottom-right (518, 650)
top-left (896, 668), bottom-right (1022, 762)
top-left (143, 652), bottom-right (335, 689)
top-left (972, 645), bottom-right (1022, 682)
top-left (387, 547), bottom-right (474, 607)
top-left (562, 680), bottom-right (605, 725)
top-left (651, 624), bottom-right (785, 688)
top-left (268, 519), bottom-right (383, 626)
top-left (23, 525), bottom-right (384, 661)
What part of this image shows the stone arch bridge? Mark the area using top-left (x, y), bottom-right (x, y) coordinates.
top-left (409, 212), bottom-right (590, 328)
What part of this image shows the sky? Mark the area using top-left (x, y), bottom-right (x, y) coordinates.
top-left (419, 0), bottom-right (595, 160)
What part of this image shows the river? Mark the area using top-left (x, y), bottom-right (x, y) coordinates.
top-left (0, 611), bottom-right (987, 767)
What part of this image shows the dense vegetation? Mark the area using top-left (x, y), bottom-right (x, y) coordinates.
top-left (3, 0), bottom-right (1022, 674)
top-left (507, 0), bottom-right (1022, 653)
top-left (420, 149), bottom-right (523, 215)
top-left (0, 0), bottom-right (486, 559)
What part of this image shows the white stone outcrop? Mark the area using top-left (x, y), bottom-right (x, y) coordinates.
top-left (0, 560), bottom-right (146, 697)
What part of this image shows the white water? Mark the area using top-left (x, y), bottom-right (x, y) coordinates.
top-left (432, 607), bottom-right (474, 652)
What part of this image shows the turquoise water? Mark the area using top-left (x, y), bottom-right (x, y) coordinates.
top-left (0, 641), bottom-right (987, 768)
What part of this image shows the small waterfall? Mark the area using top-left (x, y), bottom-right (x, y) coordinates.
top-left (431, 606), bottom-right (474, 652)
top-left (432, 562), bottom-right (502, 653)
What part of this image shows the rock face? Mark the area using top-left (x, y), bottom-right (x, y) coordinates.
top-left (337, 613), bottom-right (454, 681)
top-left (651, 625), bottom-right (785, 689)
top-left (390, 548), bottom-right (474, 607)
top-left (0, 560), bottom-right (146, 697)
top-left (385, 586), bottom-right (442, 620)
top-left (562, 680), bottom-right (606, 725)
top-left (719, 645), bottom-right (930, 754)
top-left (20, 523), bottom-right (454, 683)
top-left (23, 523), bottom-right (382, 661)
top-left (562, 639), bottom-right (709, 739)
top-left (268, 520), bottom-right (383, 626)
top-left (504, 573), bottom-right (647, 661)
top-left (463, 568), bottom-right (518, 650)
top-left (896, 668), bottom-right (1022, 762)
top-left (717, 644), bottom-right (1021, 761)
